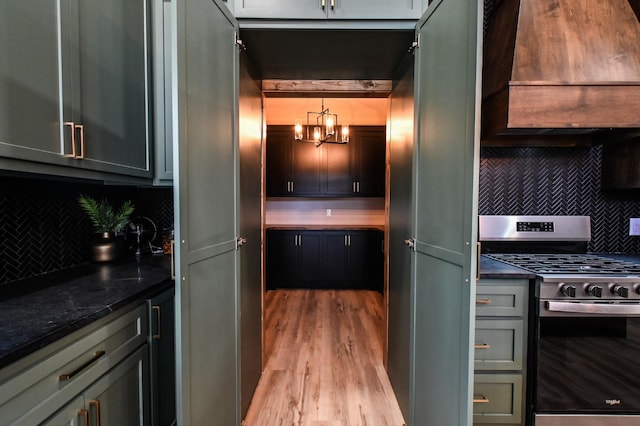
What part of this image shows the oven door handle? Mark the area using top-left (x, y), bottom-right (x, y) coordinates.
top-left (546, 301), bottom-right (640, 315)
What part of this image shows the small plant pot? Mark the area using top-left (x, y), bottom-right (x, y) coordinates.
top-left (90, 232), bottom-right (129, 263)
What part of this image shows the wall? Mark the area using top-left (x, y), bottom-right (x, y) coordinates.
top-left (265, 198), bottom-right (385, 227)
top-left (479, 145), bottom-right (640, 253)
top-left (0, 175), bottom-right (173, 286)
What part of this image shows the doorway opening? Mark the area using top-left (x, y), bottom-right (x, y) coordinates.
top-left (238, 27), bottom-right (415, 423)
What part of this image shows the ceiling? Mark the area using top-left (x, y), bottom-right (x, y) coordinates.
top-left (241, 29), bottom-right (415, 80)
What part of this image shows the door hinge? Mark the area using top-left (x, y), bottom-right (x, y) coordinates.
top-left (236, 236), bottom-right (247, 249)
top-left (235, 32), bottom-right (247, 51)
top-left (408, 35), bottom-right (420, 54)
top-left (404, 238), bottom-right (416, 251)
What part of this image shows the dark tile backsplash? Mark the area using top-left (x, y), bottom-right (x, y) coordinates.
top-left (0, 175), bottom-right (173, 285)
top-left (479, 146), bottom-right (640, 254)
top-left (2, 145), bottom-right (639, 285)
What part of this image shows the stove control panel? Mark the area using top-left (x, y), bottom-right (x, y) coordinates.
top-left (541, 281), bottom-right (640, 300)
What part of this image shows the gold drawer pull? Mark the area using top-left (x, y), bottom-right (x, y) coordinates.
top-left (476, 298), bottom-right (492, 305)
top-left (474, 343), bottom-right (491, 349)
top-left (59, 350), bottom-right (106, 381)
top-left (89, 400), bottom-right (101, 426)
top-left (473, 394), bottom-right (490, 403)
top-left (78, 409), bottom-right (89, 426)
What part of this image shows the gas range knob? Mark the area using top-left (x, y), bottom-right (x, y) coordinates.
top-left (560, 284), bottom-right (576, 298)
top-left (611, 284), bottom-right (629, 298)
top-left (586, 284), bottom-right (603, 298)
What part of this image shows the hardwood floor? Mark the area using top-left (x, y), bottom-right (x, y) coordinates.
top-left (243, 289), bottom-right (406, 426)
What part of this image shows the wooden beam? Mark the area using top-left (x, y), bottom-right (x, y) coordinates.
top-left (262, 79), bottom-right (392, 98)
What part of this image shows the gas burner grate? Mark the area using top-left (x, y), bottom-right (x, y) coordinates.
top-left (486, 253), bottom-right (640, 275)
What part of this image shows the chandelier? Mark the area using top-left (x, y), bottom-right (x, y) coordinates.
top-left (294, 99), bottom-right (349, 147)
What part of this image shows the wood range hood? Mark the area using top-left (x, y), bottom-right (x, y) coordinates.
top-left (482, 0), bottom-right (640, 142)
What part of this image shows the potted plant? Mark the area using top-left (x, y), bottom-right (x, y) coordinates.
top-left (78, 194), bottom-right (135, 262)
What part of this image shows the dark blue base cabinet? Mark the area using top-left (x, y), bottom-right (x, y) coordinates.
top-left (266, 229), bottom-right (384, 292)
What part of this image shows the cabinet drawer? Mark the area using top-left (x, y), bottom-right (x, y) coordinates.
top-left (473, 374), bottom-right (523, 425)
top-left (0, 303), bottom-right (147, 426)
top-left (474, 320), bottom-right (524, 371)
top-left (476, 281), bottom-right (527, 317)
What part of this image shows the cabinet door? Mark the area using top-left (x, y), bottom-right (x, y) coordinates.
top-left (265, 128), bottom-right (292, 197)
top-left (324, 231), bottom-right (349, 286)
top-left (296, 231), bottom-right (324, 287)
top-left (0, 1), bottom-right (69, 164)
top-left (329, 0), bottom-right (423, 19)
top-left (354, 128), bottom-right (386, 197)
top-left (83, 346), bottom-right (149, 426)
top-left (266, 230), bottom-right (299, 289)
top-left (75, 0), bottom-right (150, 176)
top-left (233, 0), bottom-right (422, 19)
top-left (233, 0), bottom-right (327, 19)
top-left (348, 230), bottom-right (383, 290)
top-left (290, 141), bottom-right (322, 196)
top-left (148, 289), bottom-right (176, 426)
top-left (324, 142), bottom-right (354, 196)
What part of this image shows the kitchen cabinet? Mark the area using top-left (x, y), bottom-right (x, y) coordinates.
top-left (266, 229), bottom-right (383, 291)
top-left (232, 0), bottom-right (424, 20)
top-left (44, 346), bottom-right (149, 426)
top-left (0, 303), bottom-right (150, 426)
top-left (266, 125), bottom-right (385, 198)
top-left (473, 279), bottom-right (528, 425)
top-left (325, 126), bottom-right (386, 197)
top-left (324, 230), bottom-right (384, 291)
top-left (0, 0), bottom-right (152, 181)
top-left (148, 288), bottom-right (176, 426)
top-left (151, 0), bottom-right (174, 186)
top-left (266, 230), bottom-right (324, 289)
top-left (266, 127), bottom-right (323, 197)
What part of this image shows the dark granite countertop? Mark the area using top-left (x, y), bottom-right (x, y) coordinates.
top-left (0, 255), bottom-right (173, 370)
top-left (479, 255), bottom-right (536, 279)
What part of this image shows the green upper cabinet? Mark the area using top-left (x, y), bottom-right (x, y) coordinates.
top-left (0, 1), bottom-right (68, 165)
top-left (232, 0), bottom-right (424, 20)
top-left (0, 0), bottom-right (152, 181)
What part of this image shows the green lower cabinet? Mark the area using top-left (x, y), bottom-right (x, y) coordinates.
top-left (473, 374), bottom-right (523, 425)
top-left (474, 320), bottom-right (524, 371)
top-left (473, 279), bottom-right (529, 426)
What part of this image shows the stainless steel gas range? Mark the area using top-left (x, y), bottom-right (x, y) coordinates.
top-left (479, 215), bottom-right (640, 426)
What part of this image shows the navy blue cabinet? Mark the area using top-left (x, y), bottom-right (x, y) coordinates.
top-left (266, 125), bottom-right (386, 198)
top-left (266, 229), bottom-right (383, 292)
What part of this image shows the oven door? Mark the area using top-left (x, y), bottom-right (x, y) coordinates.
top-left (534, 301), bottom-right (640, 424)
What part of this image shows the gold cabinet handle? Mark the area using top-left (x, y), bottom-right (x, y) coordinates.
top-left (473, 394), bottom-right (490, 403)
top-left (474, 343), bottom-right (491, 349)
top-left (321, 0), bottom-right (325, 9)
top-left (89, 400), bottom-right (101, 426)
top-left (76, 123), bottom-right (85, 159)
top-left (170, 240), bottom-right (176, 280)
top-left (58, 350), bottom-right (106, 381)
top-left (64, 121), bottom-right (76, 158)
top-left (78, 409), bottom-right (89, 426)
top-left (476, 242), bottom-right (481, 281)
top-left (476, 298), bottom-right (492, 305)
top-left (153, 305), bottom-right (161, 339)
top-left (330, 0), bottom-right (335, 9)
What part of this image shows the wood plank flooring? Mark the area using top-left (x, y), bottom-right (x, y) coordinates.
top-left (243, 289), bottom-right (406, 426)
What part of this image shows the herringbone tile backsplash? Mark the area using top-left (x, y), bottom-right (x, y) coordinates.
top-left (0, 176), bottom-right (173, 285)
top-left (2, 145), bottom-right (640, 285)
top-left (479, 146), bottom-right (640, 254)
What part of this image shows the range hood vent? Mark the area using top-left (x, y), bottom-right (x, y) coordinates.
top-left (482, 0), bottom-right (640, 139)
